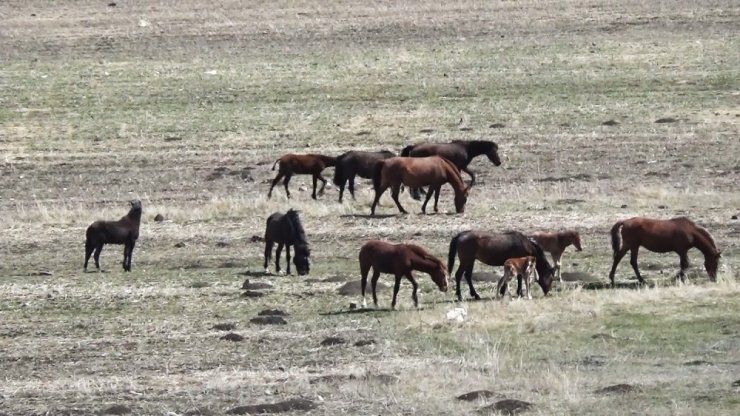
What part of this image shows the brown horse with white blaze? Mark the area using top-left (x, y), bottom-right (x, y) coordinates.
top-left (371, 156), bottom-right (470, 215)
top-left (609, 216), bottom-right (721, 286)
top-left (529, 229), bottom-right (582, 282)
top-left (359, 240), bottom-right (448, 309)
top-left (268, 153), bottom-right (337, 199)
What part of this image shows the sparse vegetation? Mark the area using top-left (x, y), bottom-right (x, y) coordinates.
top-left (1, 0), bottom-right (739, 415)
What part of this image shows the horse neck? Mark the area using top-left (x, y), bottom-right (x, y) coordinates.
top-left (318, 155), bottom-right (337, 166)
top-left (285, 214), bottom-right (308, 245)
top-left (408, 252), bottom-right (440, 274)
top-left (465, 141), bottom-right (491, 158)
top-left (441, 159), bottom-right (466, 192)
top-left (531, 242), bottom-right (553, 277)
top-left (691, 226), bottom-right (718, 257)
top-left (126, 209), bottom-right (142, 224)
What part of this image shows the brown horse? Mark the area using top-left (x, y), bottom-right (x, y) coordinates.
top-left (370, 156), bottom-right (470, 215)
top-left (332, 150), bottom-right (395, 203)
top-left (401, 140), bottom-right (501, 199)
top-left (529, 229), bottom-right (583, 282)
top-left (497, 256), bottom-right (537, 300)
top-left (268, 153), bottom-right (337, 199)
top-left (359, 240), bottom-right (448, 309)
top-left (448, 230), bottom-right (555, 301)
top-left (84, 200), bottom-right (142, 272)
top-left (609, 217), bottom-right (721, 286)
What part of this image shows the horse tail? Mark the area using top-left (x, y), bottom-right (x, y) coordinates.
top-left (372, 160), bottom-right (385, 191)
top-left (401, 145), bottom-right (414, 157)
top-left (610, 220), bottom-right (624, 253)
top-left (271, 158), bottom-right (281, 171)
top-left (332, 155), bottom-right (345, 186)
top-left (448, 231), bottom-right (464, 274)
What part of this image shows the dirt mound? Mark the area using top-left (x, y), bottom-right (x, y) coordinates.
top-left (655, 117), bottom-right (677, 123)
top-left (457, 390), bottom-right (498, 401)
top-left (212, 323), bottom-right (236, 331)
top-left (183, 408), bottom-right (214, 416)
top-left (337, 280), bottom-right (388, 296)
top-left (309, 373), bottom-right (398, 385)
top-left (321, 336), bottom-right (346, 346)
top-left (220, 333), bottom-right (244, 342)
top-left (322, 275), bottom-right (351, 283)
top-left (258, 309), bottom-right (287, 316)
top-left (354, 339), bottom-right (376, 347)
top-left (227, 398), bottom-right (316, 414)
top-left (251, 316), bottom-right (287, 325)
top-left (242, 279), bottom-right (273, 290)
top-left (595, 384), bottom-right (639, 395)
top-left (479, 399), bottom-right (532, 415)
top-left (101, 405), bottom-right (132, 415)
top-left (241, 290), bottom-right (265, 298)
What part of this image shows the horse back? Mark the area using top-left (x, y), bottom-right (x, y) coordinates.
top-left (622, 217), bottom-right (696, 252)
top-left (410, 143), bottom-right (466, 167)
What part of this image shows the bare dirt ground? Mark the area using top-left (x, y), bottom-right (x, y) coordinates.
top-left (1, 1), bottom-right (739, 415)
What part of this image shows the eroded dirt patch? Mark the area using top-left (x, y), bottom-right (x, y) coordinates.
top-left (227, 398), bottom-right (316, 414)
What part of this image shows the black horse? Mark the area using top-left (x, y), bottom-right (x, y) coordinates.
top-left (333, 150), bottom-right (395, 203)
top-left (84, 200), bottom-right (143, 272)
top-left (401, 140), bottom-right (501, 199)
top-left (264, 209), bottom-right (311, 275)
top-left (448, 230), bottom-right (555, 301)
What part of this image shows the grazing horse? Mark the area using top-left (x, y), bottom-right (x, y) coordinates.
top-left (268, 153), bottom-right (337, 199)
top-left (497, 256), bottom-right (537, 300)
top-left (263, 209), bottom-right (311, 275)
top-left (370, 156), bottom-right (470, 215)
top-left (608, 217), bottom-right (721, 286)
top-left (84, 200), bottom-right (142, 272)
top-left (359, 240), bottom-right (448, 309)
top-left (448, 230), bottom-right (555, 301)
top-left (401, 140), bottom-right (502, 199)
top-left (333, 150), bottom-right (395, 203)
top-left (529, 229), bottom-right (583, 282)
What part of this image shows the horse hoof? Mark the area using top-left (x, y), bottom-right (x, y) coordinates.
top-left (473, 295), bottom-right (481, 301)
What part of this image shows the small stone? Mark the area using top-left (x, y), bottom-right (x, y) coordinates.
top-left (321, 336), bottom-right (346, 346)
top-left (153, 213), bottom-right (164, 222)
top-left (220, 333), bottom-right (244, 342)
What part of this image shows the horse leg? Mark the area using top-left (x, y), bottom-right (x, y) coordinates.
top-left (371, 270), bottom-right (381, 308)
top-left (268, 171), bottom-right (284, 198)
top-left (629, 247), bottom-right (646, 285)
top-left (465, 265), bottom-right (481, 300)
top-left (407, 273), bottom-right (419, 308)
top-left (608, 246), bottom-right (629, 287)
top-left (360, 263), bottom-right (371, 308)
top-left (391, 273), bottom-right (403, 310)
top-left (370, 185), bottom-right (388, 216)
top-left (311, 174), bottom-right (319, 199)
top-left (553, 251), bottom-right (563, 282)
top-left (285, 244), bottom-right (292, 275)
top-left (84, 240), bottom-right (95, 272)
top-left (411, 187), bottom-right (422, 201)
top-left (317, 173), bottom-right (328, 196)
top-left (275, 242), bottom-right (284, 274)
top-left (454, 265), bottom-right (466, 302)
top-left (462, 167), bottom-right (475, 187)
top-left (125, 241), bottom-right (135, 271)
top-left (390, 184), bottom-right (408, 214)
top-left (433, 186), bottom-right (441, 213)
top-left (421, 185), bottom-right (435, 214)
top-left (263, 240), bottom-right (273, 273)
top-left (93, 245), bottom-right (103, 271)
top-left (283, 173), bottom-right (292, 198)
top-left (677, 252), bottom-right (690, 284)
top-left (348, 175), bottom-right (356, 200)
top-left (496, 267), bottom-right (511, 299)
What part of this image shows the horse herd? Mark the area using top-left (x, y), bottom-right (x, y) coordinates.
top-left (83, 139), bottom-right (723, 309)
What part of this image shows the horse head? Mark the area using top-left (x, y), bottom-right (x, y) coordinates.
top-left (428, 257), bottom-right (448, 292)
top-left (486, 142), bottom-right (502, 166)
top-left (704, 250), bottom-right (721, 281)
top-left (129, 200), bottom-right (142, 211)
top-left (571, 230), bottom-right (583, 251)
top-left (454, 186), bottom-right (470, 213)
top-left (293, 244), bottom-right (311, 276)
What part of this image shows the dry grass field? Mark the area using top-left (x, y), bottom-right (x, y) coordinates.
top-left (1, 0), bottom-right (739, 415)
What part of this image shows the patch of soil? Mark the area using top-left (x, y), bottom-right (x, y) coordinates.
top-left (101, 405), bottom-right (132, 415)
top-left (188, 281), bottom-right (211, 289)
top-left (212, 323), bottom-right (236, 331)
top-left (601, 119), bottom-right (619, 126)
top-left (457, 390), bottom-right (498, 401)
top-left (321, 336), bottom-right (346, 346)
top-left (242, 279), bottom-right (274, 290)
top-left (732, 379), bottom-right (740, 387)
top-left (258, 309), bottom-right (287, 316)
top-left (471, 272), bottom-right (499, 282)
top-left (174, 242), bottom-right (186, 248)
top-left (419, 128), bottom-right (434, 133)
top-left (242, 290), bottom-right (265, 298)
top-left (226, 398), bottom-right (316, 414)
top-left (220, 333), bottom-right (244, 342)
top-left (354, 339), bottom-right (376, 347)
top-left (250, 235), bottom-right (265, 243)
top-left (582, 355), bottom-right (607, 366)
top-left (684, 360), bottom-right (712, 366)
top-left (591, 333), bottom-right (618, 341)
top-left (337, 280), bottom-right (388, 296)
top-left (322, 275), bottom-right (351, 283)
top-left (489, 123), bottom-right (506, 128)
top-left (655, 117), bottom-right (678, 123)
top-left (215, 241), bottom-right (230, 248)
top-left (250, 316), bottom-right (287, 325)
top-left (560, 271), bottom-right (599, 282)
top-left (183, 408), bottom-right (215, 416)
top-left (479, 399), bottom-right (533, 415)
top-left (555, 198), bottom-right (586, 205)
top-left (309, 373), bottom-right (398, 385)
top-left (595, 384), bottom-right (639, 395)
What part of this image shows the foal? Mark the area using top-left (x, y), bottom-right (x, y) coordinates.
top-left (359, 240), bottom-right (448, 309)
top-left (84, 200), bottom-right (142, 272)
top-left (529, 229), bottom-right (582, 282)
top-left (268, 153), bottom-right (337, 199)
top-left (496, 256), bottom-right (537, 300)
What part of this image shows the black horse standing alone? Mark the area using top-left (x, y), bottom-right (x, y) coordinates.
top-left (264, 209), bottom-right (311, 275)
top-left (84, 200), bottom-right (143, 272)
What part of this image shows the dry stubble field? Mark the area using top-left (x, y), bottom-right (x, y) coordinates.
top-left (1, 1), bottom-right (739, 415)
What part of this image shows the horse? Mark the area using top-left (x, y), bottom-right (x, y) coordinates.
top-left (370, 156), bottom-right (470, 216)
top-left (529, 229), bottom-right (583, 282)
top-left (401, 140), bottom-right (501, 199)
top-left (497, 256), bottom-right (537, 300)
top-left (359, 240), bottom-right (448, 309)
top-left (608, 216), bottom-right (721, 286)
top-left (268, 153), bottom-right (337, 199)
top-left (332, 150), bottom-right (395, 203)
top-left (448, 230), bottom-right (555, 301)
top-left (84, 200), bottom-right (142, 272)
top-left (263, 209), bottom-right (311, 275)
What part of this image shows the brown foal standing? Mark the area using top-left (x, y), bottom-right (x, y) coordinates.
top-left (496, 256), bottom-right (537, 300)
top-left (268, 153), bottom-right (337, 199)
top-left (528, 229), bottom-right (582, 282)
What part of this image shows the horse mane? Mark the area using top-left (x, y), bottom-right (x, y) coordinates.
top-left (437, 156), bottom-right (465, 186)
top-left (406, 244), bottom-right (444, 273)
top-left (285, 209), bottom-right (309, 248)
top-left (458, 140), bottom-right (497, 153)
top-left (400, 145), bottom-right (416, 157)
top-left (682, 218), bottom-right (718, 251)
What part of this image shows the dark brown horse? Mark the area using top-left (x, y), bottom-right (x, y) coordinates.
top-left (84, 200), bottom-right (142, 272)
top-left (264, 209), bottom-right (310, 275)
top-left (448, 230), bottom-right (555, 301)
top-left (609, 217), bottom-right (721, 286)
top-left (371, 156), bottom-right (470, 215)
top-left (268, 153), bottom-right (337, 199)
top-left (333, 150), bottom-right (395, 203)
top-left (529, 229), bottom-right (583, 282)
top-left (401, 140), bottom-right (501, 199)
top-left (359, 240), bottom-right (448, 309)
